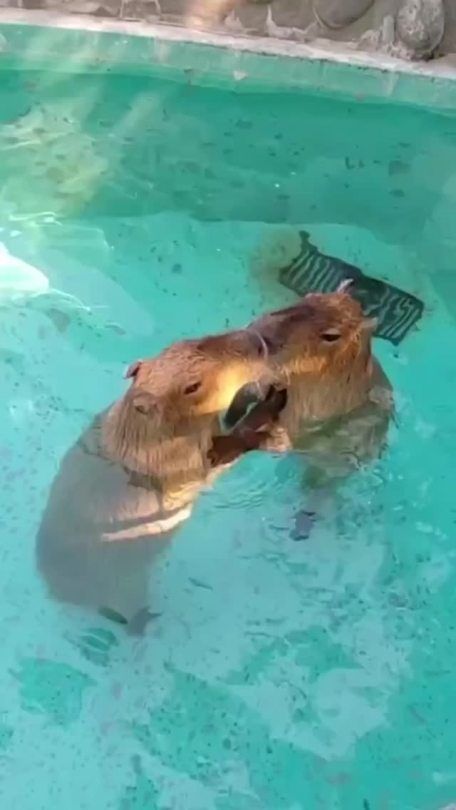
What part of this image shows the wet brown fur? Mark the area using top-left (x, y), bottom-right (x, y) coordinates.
top-left (248, 289), bottom-right (394, 480)
top-left (36, 329), bottom-right (270, 630)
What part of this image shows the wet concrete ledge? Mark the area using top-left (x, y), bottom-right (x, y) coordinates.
top-left (0, 8), bottom-right (456, 110)
top-left (0, 0), bottom-right (455, 61)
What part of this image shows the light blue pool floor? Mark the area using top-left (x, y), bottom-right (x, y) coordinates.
top-left (0, 64), bottom-right (456, 810)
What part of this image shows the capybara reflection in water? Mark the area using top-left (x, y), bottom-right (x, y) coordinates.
top-left (36, 329), bottom-right (282, 633)
top-left (223, 282), bottom-right (394, 536)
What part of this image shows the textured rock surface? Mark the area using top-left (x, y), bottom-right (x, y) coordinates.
top-left (396, 0), bottom-right (445, 59)
top-left (0, 0), bottom-right (455, 62)
top-left (121, 0), bottom-right (160, 20)
top-left (313, 0), bottom-right (375, 30)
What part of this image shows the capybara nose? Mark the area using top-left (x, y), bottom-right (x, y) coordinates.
top-left (221, 380), bottom-right (269, 432)
top-left (131, 391), bottom-right (157, 416)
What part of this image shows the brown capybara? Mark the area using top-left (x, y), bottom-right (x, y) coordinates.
top-left (36, 329), bottom-right (275, 633)
top-left (223, 282), bottom-right (394, 533)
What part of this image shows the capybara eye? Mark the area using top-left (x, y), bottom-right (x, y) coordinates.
top-left (321, 330), bottom-right (341, 343)
top-left (183, 381), bottom-right (202, 395)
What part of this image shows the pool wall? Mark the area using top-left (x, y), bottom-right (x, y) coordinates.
top-left (1, 10), bottom-right (456, 113)
top-left (0, 0), bottom-right (455, 63)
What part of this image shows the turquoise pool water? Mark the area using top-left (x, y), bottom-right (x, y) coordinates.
top-left (1, 47), bottom-right (456, 810)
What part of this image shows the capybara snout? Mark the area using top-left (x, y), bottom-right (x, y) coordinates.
top-left (127, 389), bottom-right (159, 416)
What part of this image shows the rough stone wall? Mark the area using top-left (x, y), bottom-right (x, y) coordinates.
top-left (1, 0), bottom-right (455, 62)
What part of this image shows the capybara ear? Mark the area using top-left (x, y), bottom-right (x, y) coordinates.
top-left (124, 360), bottom-right (142, 379)
top-left (337, 278), bottom-right (354, 294)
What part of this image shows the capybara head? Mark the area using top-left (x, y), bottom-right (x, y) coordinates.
top-left (250, 282), bottom-right (377, 380)
top-left (123, 329), bottom-right (270, 437)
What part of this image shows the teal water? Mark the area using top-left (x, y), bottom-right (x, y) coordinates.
top-left (0, 62), bottom-right (456, 810)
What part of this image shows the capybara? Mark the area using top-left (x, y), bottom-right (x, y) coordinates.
top-left (36, 329), bottom-right (275, 632)
top-left (223, 282), bottom-right (394, 534)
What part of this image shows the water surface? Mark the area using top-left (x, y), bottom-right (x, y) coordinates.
top-left (0, 64), bottom-right (455, 810)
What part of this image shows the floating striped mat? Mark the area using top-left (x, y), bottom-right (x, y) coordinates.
top-left (279, 231), bottom-right (424, 345)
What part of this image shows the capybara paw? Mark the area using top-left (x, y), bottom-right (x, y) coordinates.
top-left (291, 510), bottom-right (317, 541)
top-left (127, 608), bottom-right (162, 637)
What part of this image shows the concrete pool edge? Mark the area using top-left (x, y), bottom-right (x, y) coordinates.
top-left (1, 9), bottom-right (456, 110)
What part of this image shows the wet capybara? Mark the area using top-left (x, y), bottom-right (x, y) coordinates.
top-left (36, 329), bottom-right (274, 632)
top-left (223, 282), bottom-right (394, 533)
